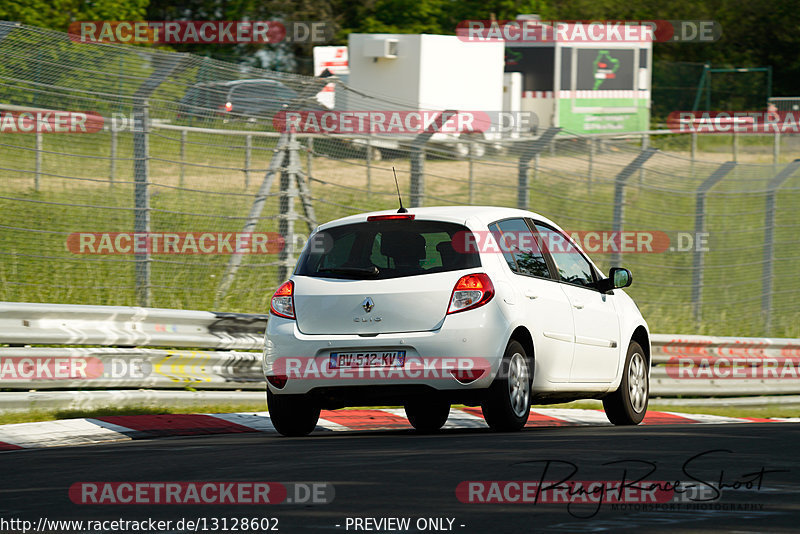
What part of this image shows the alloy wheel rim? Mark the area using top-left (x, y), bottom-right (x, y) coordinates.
top-left (508, 352), bottom-right (530, 418)
top-left (628, 352), bottom-right (647, 413)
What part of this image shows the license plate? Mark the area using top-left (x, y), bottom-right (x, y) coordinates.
top-left (329, 351), bottom-right (406, 369)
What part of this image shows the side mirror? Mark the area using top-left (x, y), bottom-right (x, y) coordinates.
top-left (596, 267), bottom-right (633, 293)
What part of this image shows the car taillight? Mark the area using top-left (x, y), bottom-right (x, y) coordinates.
top-left (267, 375), bottom-right (288, 389)
top-left (447, 273), bottom-right (494, 314)
top-left (270, 280), bottom-right (295, 319)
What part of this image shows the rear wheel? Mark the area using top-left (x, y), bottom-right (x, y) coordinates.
top-left (404, 398), bottom-right (450, 433)
top-left (267, 389), bottom-right (320, 437)
top-left (603, 341), bottom-right (648, 425)
top-left (481, 340), bottom-right (531, 432)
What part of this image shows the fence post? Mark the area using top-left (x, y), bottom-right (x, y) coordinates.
top-left (306, 136), bottom-right (313, 188)
top-left (244, 134), bottom-right (252, 189)
top-left (179, 129), bottom-right (186, 188)
top-left (610, 147), bottom-right (657, 267)
top-left (278, 134), bottom-right (301, 282)
top-left (588, 137), bottom-right (595, 193)
top-left (773, 132), bottom-right (781, 167)
top-left (638, 133), bottom-right (649, 184)
top-left (132, 101), bottom-right (151, 307)
top-left (409, 140), bottom-right (426, 208)
top-left (517, 127), bottom-right (560, 210)
top-left (34, 131), bottom-right (42, 191)
top-left (410, 110), bottom-right (457, 207)
top-left (215, 134), bottom-right (289, 305)
top-left (468, 147), bottom-right (475, 205)
top-left (690, 132), bottom-right (697, 175)
top-left (109, 128), bottom-right (117, 187)
top-left (691, 161), bottom-right (736, 319)
top-left (365, 135), bottom-right (372, 197)
top-left (762, 158), bottom-right (800, 331)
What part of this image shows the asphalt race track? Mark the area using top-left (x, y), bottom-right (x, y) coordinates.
top-left (1, 422), bottom-right (799, 533)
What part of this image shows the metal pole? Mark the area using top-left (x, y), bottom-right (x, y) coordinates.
top-left (35, 131), bottom-right (42, 191)
top-left (110, 128), bottom-right (117, 187)
top-left (639, 133), bottom-right (649, 185)
top-left (468, 148), bottom-right (475, 205)
top-left (517, 127), bottom-right (560, 210)
top-left (762, 159), bottom-right (800, 332)
top-left (244, 134), bottom-right (252, 189)
top-left (133, 102), bottom-right (151, 307)
top-left (306, 136), bottom-right (313, 185)
top-left (611, 148), bottom-right (658, 267)
top-left (588, 137), bottom-right (595, 193)
top-left (691, 161), bottom-right (736, 319)
top-left (410, 142), bottom-right (425, 207)
top-left (410, 110), bottom-right (458, 208)
top-left (773, 132), bottom-right (780, 167)
top-left (179, 129), bottom-right (186, 188)
top-left (278, 135), bottom-right (300, 282)
top-left (366, 135), bottom-right (372, 197)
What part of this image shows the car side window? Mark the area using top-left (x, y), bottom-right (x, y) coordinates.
top-left (533, 222), bottom-right (595, 287)
top-left (488, 219), bottom-right (551, 278)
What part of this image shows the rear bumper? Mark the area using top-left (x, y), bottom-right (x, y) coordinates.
top-left (263, 305), bottom-right (509, 398)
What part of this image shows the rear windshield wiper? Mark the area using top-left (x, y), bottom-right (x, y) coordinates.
top-left (318, 266), bottom-right (380, 278)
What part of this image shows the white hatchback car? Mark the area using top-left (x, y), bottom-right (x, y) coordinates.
top-left (263, 206), bottom-right (650, 436)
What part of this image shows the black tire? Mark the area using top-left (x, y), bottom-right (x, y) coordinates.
top-left (404, 398), bottom-right (450, 433)
top-left (267, 389), bottom-right (320, 437)
top-left (603, 341), bottom-right (649, 425)
top-left (481, 340), bottom-right (532, 432)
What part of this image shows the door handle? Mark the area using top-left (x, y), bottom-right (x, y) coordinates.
top-left (572, 300), bottom-right (584, 309)
top-left (524, 291), bottom-right (538, 299)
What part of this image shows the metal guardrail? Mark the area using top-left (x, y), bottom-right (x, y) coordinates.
top-left (1, 303), bottom-right (799, 398)
top-left (650, 334), bottom-right (800, 396)
top-left (0, 302), bottom-right (267, 350)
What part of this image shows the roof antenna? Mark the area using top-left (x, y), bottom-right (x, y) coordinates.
top-left (393, 167), bottom-right (408, 213)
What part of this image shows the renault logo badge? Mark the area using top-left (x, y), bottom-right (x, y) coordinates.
top-left (362, 297), bottom-right (374, 313)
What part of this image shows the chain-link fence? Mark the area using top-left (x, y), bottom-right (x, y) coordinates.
top-left (1, 22), bottom-right (798, 338)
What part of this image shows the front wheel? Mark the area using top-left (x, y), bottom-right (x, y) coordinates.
top-left (603, 341), bottom-right (648, 425)
top-left (481, 340), bottom-right (531, 432)
top-left (267, 389), bottom-right (320, 437)
top-left (404, 398), bottom-right (450, 433)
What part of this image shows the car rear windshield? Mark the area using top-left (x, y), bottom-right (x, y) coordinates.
top-left (295, 220), bottom-right (481, 280)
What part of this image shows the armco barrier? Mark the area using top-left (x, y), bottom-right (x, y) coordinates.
top-left (0, 302), bottom-right (267, 349)
top-left (650, 334), bottom-right (800, 396)
top-left (0, 347), bottom-right (263, 390)
top-left (1, 303), bottom-right (800, 397)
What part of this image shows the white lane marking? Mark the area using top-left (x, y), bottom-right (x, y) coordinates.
top-left (206, 412), bottom-right (276, 433)
top-left (0, 419), bottom-right (131, 448)
top-left (659, 412), bottom-right (750, 424)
